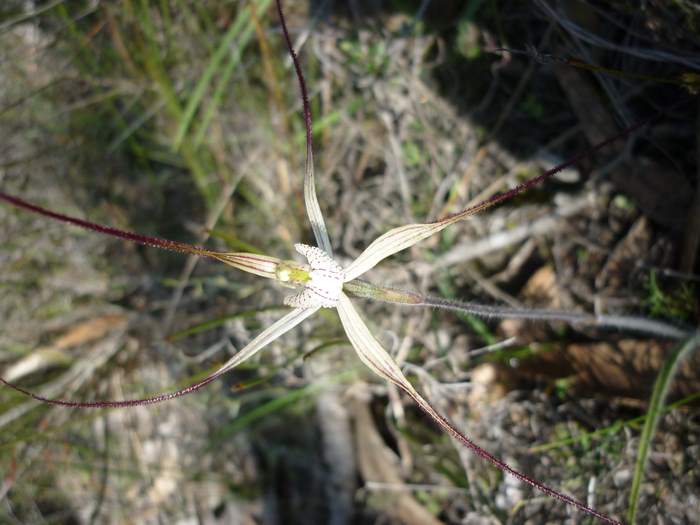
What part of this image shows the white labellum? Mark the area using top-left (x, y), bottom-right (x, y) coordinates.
top-left (284, 244), bottom-right (345, 308)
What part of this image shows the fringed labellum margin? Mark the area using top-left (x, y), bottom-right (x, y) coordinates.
top-left (283, 244), bottom-right (345, 308)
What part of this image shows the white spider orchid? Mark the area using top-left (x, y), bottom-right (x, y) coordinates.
top-left (0, 2), bottom-right (637, 522)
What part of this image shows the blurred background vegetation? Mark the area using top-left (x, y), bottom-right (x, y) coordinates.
top-left (1, 1), bottom-right (699, 523)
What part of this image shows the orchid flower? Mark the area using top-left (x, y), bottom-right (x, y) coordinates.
top-left (2, 2), bottom-right (666, 523)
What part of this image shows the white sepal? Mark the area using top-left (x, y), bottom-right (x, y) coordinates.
top-left (336, 292), bottom-right (420, 396)
top-left (343, 223), bottom-right (442, 282)
top-left (304, 146), bottom-right (334, 256)
top-left (214, 306), bottom-right (320, 376)
top-left (343, 200), bottom-right (495, 282)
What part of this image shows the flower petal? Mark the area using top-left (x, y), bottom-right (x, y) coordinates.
top-left (275, 0), bottom-right (333, 255)
top-left (213, 305), bottom-right (320, 376)
top-left (343, 146), bottom-right (598, 281)
top-left (305, 147), bottom-right (334, 256)
top-left (0, 306), bottom-right (319, 408)
top-left (343, 214), bottom-right (477, 282)
top-left (336, 293), bottom-right (417, 392)
top-left (335, 293), bottom-right (619, 524)
top-left (211, 252), bottom-right (283, 280)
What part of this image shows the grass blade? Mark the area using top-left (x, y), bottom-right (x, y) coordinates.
top-left (172, 0), bottom-right (272, 150)
top-left (192, 0), bottom-right (274, 146)
top-left (627, 332), bottom-right (700, 523)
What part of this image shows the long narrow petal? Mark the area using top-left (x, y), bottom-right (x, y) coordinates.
top-left (304, 146), bottom-right (333, 255)
top-left (344, 192), bottom-right (541, 282)
top-left (344, 222), bottom-right (447, 282)
top-left (336, 293), bottom-right (620, 524)
top-left (1, 307), bottom-right (319, 408)
top-left (0, 190), bottom-right (216, 257)
top-left (343, 115), bottom-right (653, 282)
top-left (275, 0), bottom-right (333, 255)
top-left (213, 306), bottom-right (319, 376)
top-left (343, 196), bottom-right (522, 281)
top-left (343, 280), bottom-right (692, 340)
top-left (211, 252), bottom-right (283, 280)
top-left (0, 191), bottom-right (285, 280)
